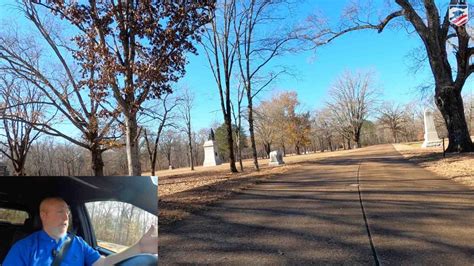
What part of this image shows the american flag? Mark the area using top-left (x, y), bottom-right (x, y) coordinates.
top-left (449, 4), bottom-right (469, 27)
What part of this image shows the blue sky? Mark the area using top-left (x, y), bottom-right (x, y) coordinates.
top-left (1, 0), bottom-right (473, 135)
top-left (178, 0), bottom-right (443, 130)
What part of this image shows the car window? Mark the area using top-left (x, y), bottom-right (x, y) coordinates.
top-left (0, 208), bottom-right (29, 225)
top-left (85, 201), bottom-right (157, 253)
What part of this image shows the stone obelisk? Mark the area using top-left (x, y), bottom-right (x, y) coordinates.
top-left (203, 129), bottom-right (222, 167)
top-left (422, 109), bottom-right (442, 148)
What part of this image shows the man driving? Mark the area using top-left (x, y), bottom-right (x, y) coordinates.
top-left (3, 197), bottom-right (158, 266)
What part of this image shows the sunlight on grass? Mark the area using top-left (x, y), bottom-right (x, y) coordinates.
top-left (97, 240), bottom-right (128, 253)
top-left (404, 141), bottom-right (423, 148)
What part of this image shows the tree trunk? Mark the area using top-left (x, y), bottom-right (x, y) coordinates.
top-left (144, 129), bottom-right (157, 176)
top-left (238, 149), bottom-right (243, 172)
top-left (353, 131), bottom-right (360, 148)
top-left (235, 128), bottom-right (244, 172)
top-left (247, 95), bottom-right (259, 171)
top-left (435, 86), bottom-right (474, 152)
top-left (236, 133), bottom-right (243, 172)
top-left (166, 150), bottom-right (171, 167)
top-left (15, 169), bottom-right (25, 176)
top-left (13, 159), bottom-right (26, 176)
top-left (392, 128), bottom-right (398, 143)
top-left (90, 146), bottom-right (104, 176)
top-left (264, 142), bottom-right (271, 158)
top-left (187, 130), bottom-right (194, 171)
top-left (224, 113), bottom-right (238, 173)
top-left (124, 113), bottom-right (141, 175)
top-left (150, 150), bottom-right (157, 176)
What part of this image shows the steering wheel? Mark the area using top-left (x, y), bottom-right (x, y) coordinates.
top-left (115, 254), bottom-right (158, 266)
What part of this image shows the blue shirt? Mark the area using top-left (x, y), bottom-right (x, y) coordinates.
top-left (2, 230), bottom-right (101, 266)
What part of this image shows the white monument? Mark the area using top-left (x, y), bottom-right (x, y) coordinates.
top-left (203, 129), bottom-right (222, 167)
top-left (422, 109), bottom-right (442, 148)
top-left (269, 150), bottom-right (285, 166)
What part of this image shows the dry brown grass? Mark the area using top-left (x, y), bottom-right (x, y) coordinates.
top-left (393, 141), bottom-right (474, 188)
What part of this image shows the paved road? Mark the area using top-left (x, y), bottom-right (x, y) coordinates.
top-left (159, 145), bottom-right (474, 265)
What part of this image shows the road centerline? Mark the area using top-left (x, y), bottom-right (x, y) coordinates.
top-left (357, 161), bottom-right (381, 266)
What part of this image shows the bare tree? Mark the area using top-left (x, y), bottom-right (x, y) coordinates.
top-left (377, 101), bottom-right (408, 143)
top-left (194, 128), bottom-right (209, 165)
top-left (179, 88), bottom-right (195, 171)
top-left (0, 4), bottom-right (123, 176)
top-left (327, 71), bottom-right (378, 148)
top-left (141, 93), bottom-right (180, 175)
top-left (160, 129), bottom-right (178, 169)
top-left (38, 0), bottom-right (215, 175)
top-left (298, 0), bottom-right (473, 152)
top-left (231, 81), bottom-right (245, 171)
top-left (253, 103), bottom-right (275, 157)
top-left (0, 77), bottom-right (44, 175)
top-left (24, 138), bottom-right (91, 176)
top-left (312, 108), bottom-right (335, 152)
top-left (235, 0), bottom-right (296, 171)
top-left (201, 0), bottom-right (239, 173)
top-left (56, 144), bottom-right (87, 176)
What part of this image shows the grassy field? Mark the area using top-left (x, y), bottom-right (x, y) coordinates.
top-left (148, 148), bottom-right (360, 178)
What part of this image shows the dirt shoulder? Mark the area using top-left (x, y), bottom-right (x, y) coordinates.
top-left (393, 142), bottom-right (474, 188)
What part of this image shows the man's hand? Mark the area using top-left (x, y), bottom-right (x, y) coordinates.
top-left (138, 225), bottom-right (158, 254)
top-left (94, 225), bottom-right (158, 266)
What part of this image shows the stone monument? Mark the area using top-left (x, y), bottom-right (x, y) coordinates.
top-left (269, 150), bottom-right (285, 166)
top-left (203, 129), bottom-right (222, 167)
top-left (422, 109), bottom-right (442, 148)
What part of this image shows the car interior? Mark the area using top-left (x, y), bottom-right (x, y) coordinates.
top-left (0, 203), bottom-right (45, 262)
top-left (0, 176), bottom-right (158, 265)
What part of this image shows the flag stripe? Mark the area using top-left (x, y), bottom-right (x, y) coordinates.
top-left (453, 14), bottom-right (468, 24)
top-left (454, 18), bottom-right (468, 26)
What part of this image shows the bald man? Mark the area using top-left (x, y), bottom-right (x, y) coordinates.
top-left (3, 197), bottom-right (157, 266)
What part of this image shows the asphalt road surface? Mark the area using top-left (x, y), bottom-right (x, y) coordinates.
top-left (159, 144), bottom-right (474, 265)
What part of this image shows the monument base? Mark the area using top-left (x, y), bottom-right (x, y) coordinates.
top-left (421, 139), bottom-right (442, 148)
top-left (268, 150), bottom-right (284, 166)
